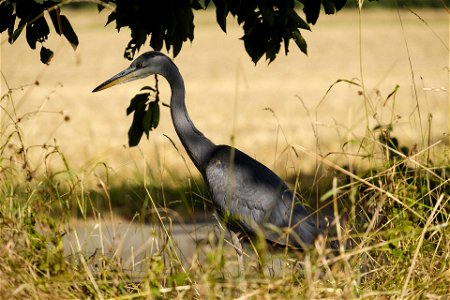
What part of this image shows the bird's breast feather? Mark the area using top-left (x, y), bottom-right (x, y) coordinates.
top-left (204, 146), bottom-right (287, 226)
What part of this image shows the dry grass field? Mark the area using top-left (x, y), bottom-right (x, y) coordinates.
top-left (1, 7), bottom-right (448, 185)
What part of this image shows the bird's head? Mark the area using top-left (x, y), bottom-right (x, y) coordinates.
top-left (92, 51), bottom-right (173, 92)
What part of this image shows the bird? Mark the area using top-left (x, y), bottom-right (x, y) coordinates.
top-left (92, 51), bottom-right (328, 250)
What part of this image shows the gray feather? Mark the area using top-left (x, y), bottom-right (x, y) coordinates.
top-left (94, 51), bottom-right (326, 249)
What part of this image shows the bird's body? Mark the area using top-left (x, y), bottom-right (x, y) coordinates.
top-left (93, 51), bottom-right (324, 248)
top-left (204, 145), bottom-right (322, 246)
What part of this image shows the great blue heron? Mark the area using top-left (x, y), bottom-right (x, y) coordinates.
top-left (93, 51), bottom-right (328, 250)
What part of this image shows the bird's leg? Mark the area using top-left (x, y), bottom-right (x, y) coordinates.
top-left (230, 231), bottom-right (245, 277)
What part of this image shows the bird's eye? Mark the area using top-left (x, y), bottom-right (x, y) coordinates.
top-left (135, 62), bottom-right (143, 69)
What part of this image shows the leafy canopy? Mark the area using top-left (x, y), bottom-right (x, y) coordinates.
top-left (1, 0), bottom-right (347, 64)
top-left (0, 0), bottom-right (79, 64)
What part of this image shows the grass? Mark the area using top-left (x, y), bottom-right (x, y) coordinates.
top-left (1, 6), bottom-right (449, 300)
top-left (1, 77), bottom-right (449, 300)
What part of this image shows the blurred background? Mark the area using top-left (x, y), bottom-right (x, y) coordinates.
top-left (1, 2), bottom-right (448, 203)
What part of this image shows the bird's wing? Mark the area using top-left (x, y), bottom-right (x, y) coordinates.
top-left (205, 146), bottom-right (284, 225)
top-left (267, 189), bottom-right (323, 246)
top-left (204, 145), bottom-right (323, 246)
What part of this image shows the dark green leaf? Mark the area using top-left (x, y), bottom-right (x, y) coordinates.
top-left (266, 32), bottom-right (281, 63)
top-left (26, 23), bottom-right (37, 49)
top-left (9, 19), bottom-right (26, 44)
top-left (283, 31), bottom-right (290, 55)
top-left (191, 0), bottom-right (204, 10)
top-left (334, 0), bottom-right (347, 10)
top-left (125, 28), bottom-right (147, 60)
top-left (150, 27), bottom-right (164, 51)
top-left (323, 0), bottom-right (336, 14)
top-left (242, 24), bottom-right (266, 64)
top-left (242, 13), bottom-right (267, 64)
top-left (142, 109), bottom-right (152, 138)
top-left (0, 2), bottom-right (15, 33)
top-left (40, 46), bottom-right (53, 64)
top-left (124, 41), bottom-right (138, 61)
top-left (7, 13), bottom-right (15, 37)
top-left (35, 16), bottom-right (50, 42)
top-left (175, 4), bottom-right (194, 41)
top-left (49, 7), bottom-right (62, 35)
top-left (128, 111), bottom-right (145, 147)
top-left (173, 33), bottom-right (183, 57)
top-left (302, 0), bottom-right (321, 24)
top-left (16, 0), bottom-right (41, 19)
top-left (228, 0), bottom-right (240, 15)
top-left (236, 0), bottom-right (257, 25)
top-left (166, 6), bottom-right (177, 37)
top-left (39, 16), bottom-right (49, 38)
top-left (292, 29), bottom-right (307, 54)
top-left (98, 0), bottom-right (110, 12)
top-left (140, 86), bottom-right (156, 92)
top-left (213, 0), bottom-right (228, 32)
top-left (127, 89), bottom-right (157, 146)
top-left (259, 1), bottom-right (274, 26)
top-left (105, 11), bottom-right (116, 26)
top-left (287, 10), bottom-right (310, 31)
top-left (25, 16), bottom-right (50, 49)
top-left (60, 15), bottom-right (79, 50)
top-left (126, 93), bottom-right (149, 115)
top-left (142, 101), bottom-right (160, 138)
top-left (150, 101), bottom-right (160, 129)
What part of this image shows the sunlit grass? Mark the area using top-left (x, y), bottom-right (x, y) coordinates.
top-left (1, 71), bottom-right (449, 298)
top-left (1, 5), bottom-right (449, 299)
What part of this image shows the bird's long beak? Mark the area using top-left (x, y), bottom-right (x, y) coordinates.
top-left (92, 67), bottom-right (138, 92)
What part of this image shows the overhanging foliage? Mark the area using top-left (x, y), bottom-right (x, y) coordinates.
top-left (1, 0), bottom-right (349, 64)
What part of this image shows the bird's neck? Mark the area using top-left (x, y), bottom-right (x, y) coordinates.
top-left (162, 62), bottom-right (215, 172)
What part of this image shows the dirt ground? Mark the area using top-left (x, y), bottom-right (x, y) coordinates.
top-left (1, 8), bottom-right (448, 185)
